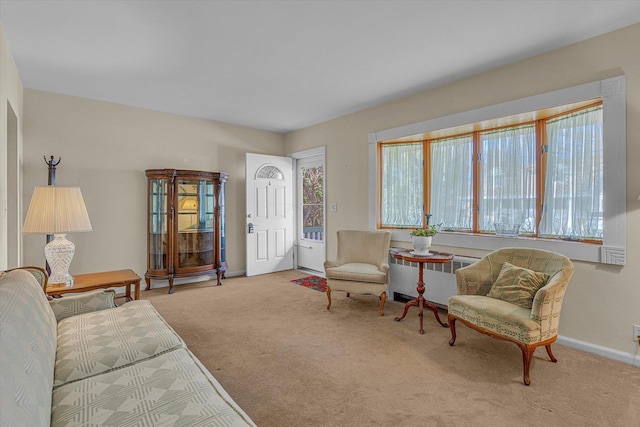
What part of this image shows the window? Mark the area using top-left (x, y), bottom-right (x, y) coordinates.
top-left (368, 77), bottom-right (626, 264)
top-left (379, 104), bottom-right (603, 242)
top-left (380, 143), bottom-right (423, 228)
top-left (540, 107), bottom-right (603, 240)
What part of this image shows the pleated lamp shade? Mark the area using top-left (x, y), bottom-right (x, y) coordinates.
top-left (23, 186), bottom-right (92, 234)
top-left (23, 186), bottom-right (92, 287)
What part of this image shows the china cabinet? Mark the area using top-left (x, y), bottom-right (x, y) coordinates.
top-left (145, 169), bottom-right (228, 293)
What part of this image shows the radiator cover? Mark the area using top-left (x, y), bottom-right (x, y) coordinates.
top-left (388, 253), bottom-right (478, 308)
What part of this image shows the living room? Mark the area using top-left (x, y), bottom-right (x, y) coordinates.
top-left (1, 2), bottom-right (640, 425)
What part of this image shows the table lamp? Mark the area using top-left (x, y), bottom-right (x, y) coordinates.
top-left (22, 186), bottom-right (92, 287)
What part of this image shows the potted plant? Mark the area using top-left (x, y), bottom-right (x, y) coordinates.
top-left (410, 224), bottom-right (439, 255)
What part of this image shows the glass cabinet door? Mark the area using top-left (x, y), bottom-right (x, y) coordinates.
top-left (219, 181), bottom-right (226, 265)
top-left (176, 178), bottom-right (214, 270)
top-left (148, 178), bottom-right (168, 270)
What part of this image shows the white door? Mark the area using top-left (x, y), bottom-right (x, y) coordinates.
top-left (296, 155), bottom-right (325, 273)
top-left (245, 153), bottom-right (294, 276)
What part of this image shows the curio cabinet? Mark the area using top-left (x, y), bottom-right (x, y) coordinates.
top-left (145, 169), bottom-right (228, 293)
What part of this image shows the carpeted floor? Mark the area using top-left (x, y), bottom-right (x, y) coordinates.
top-left (142, 271), bottom-right (640, 427)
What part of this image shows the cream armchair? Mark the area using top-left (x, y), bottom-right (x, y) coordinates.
top-left (324, 230), bottom-right (391, 316)
top-left (447, 248), bottom-right (574, 385)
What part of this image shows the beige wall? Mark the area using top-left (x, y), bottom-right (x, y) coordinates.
top-left (285, 23), bottom-right (640, 357)
top-left (0, 25), bottom-right (24, 270)
top-left (22, 90), bottom-right (285, 283)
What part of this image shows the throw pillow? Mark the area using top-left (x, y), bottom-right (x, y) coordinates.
top-left (486, 262), bottom-right (551, 309)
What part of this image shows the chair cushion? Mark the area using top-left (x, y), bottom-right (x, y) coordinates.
top-left (486, 262), bottom-right (550, 309)
top-left (325, 263), bottom-right (386, 284)
top-left (448, 295), bottom-right (541, 344)
top-left (54, 300), bottom-right (184, 387)
top-left (51, 348), bottom-right (256, 427)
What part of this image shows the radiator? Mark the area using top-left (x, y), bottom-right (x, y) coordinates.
top-left (388, 253), bottom-right (479, 308)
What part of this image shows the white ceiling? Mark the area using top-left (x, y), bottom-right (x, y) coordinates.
top-left (2, 1), bottom-right (640, 133)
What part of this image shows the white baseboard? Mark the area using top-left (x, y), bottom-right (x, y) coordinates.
top-left (557, 335), bottom-right (640, 368)
top-left (225, 270), bottom-right (245, 278)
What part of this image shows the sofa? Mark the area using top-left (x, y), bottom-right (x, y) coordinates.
top-left (0, 268), bottom-right (256, 426)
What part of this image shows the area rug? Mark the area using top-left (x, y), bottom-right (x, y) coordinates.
top-left (290, 275), bottom-right (327, 292)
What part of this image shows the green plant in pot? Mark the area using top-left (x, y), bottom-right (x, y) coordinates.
top-left (410, 224), bottom-right (439, 255)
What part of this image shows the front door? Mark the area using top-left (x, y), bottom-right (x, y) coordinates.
top-left (296, 155), bottom-right (325, 273)
top-left (245, 153), bottom-right (294, 276)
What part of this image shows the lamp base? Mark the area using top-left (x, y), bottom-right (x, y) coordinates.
top-left (45, 234), bottom-right (75, 287)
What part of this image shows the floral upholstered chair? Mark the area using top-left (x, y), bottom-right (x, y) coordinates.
top-left (324, 230), bottom-right (391, 316)
top-left (447, 247), bottom-right (574, 385)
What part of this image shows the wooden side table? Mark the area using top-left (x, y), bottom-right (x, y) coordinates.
top-left (45, 269), bottom-right (141, 301)
top-left (392, 250), bottom-right (454, 334)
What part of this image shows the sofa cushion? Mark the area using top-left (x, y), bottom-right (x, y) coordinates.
top-left (486, 262), bottom-right (550, 308)
top-left (325, 262), bottom-right (387, 284)
top-left (51, 348), bottom-right (256, 427)
top-left (54, 299), bottom-right (184, 387)
top-left (448, 294), bottom-right (541, 344)
top-left (0, 270), bottom-right (57, 427)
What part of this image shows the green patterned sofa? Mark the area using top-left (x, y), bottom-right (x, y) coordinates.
top-left (447, 248), bottom-right (574, 386)
top-left (0, 268), bottom-right (256, 426)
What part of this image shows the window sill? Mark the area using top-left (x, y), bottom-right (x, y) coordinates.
top-left (388, 230), bottom-right (624, 265)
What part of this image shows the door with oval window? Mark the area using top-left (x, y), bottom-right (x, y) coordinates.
top-left (245, 153), bottom-right (294, 276)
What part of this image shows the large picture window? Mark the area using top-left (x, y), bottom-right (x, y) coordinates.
top-left (378, 103), bottom-right (603, 242)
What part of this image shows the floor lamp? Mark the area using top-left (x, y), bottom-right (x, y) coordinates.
top-left (22, 186), bottom-right (92, 287)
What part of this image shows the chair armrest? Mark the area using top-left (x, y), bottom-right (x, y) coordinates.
top-left (50, 289), bottom-right (117, 322)
top-left (530, 270), bottom-right (571, 323)
top-left (379, 262), bottom-right (390, 284)
top-left (454, 257), bottom-right (493, 295)
top-left (324, 259), bottom-right (342, 270)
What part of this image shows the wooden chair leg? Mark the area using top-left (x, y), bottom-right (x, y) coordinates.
top-left (545, 344), bottom-right (557, 363)
top-left (448, 314), bottom-right (457, 346)
top-left (521, 344), bottom-right (535, 386)
top-left (326, 286), bottom-right (332, 310)
top-left (379, 291), bottom-right (386, 316)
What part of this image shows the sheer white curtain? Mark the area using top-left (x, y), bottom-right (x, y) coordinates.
top-left (381, 143), bottom-right (423, 227)
top-left (430, 135), bottom-right (473, 229)
top-left (540, 106), bottom-right (603, 239)
top-left (480, 125), bottom-right (537, 233)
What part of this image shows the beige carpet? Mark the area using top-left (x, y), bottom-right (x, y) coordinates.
top-left (142, 271), bottom-right (639, 427)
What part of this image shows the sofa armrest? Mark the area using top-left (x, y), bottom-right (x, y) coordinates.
top-left (454, 257), bottom-right (493, 295)
top-left (5, 266), bottom-right (48, 291)
top-left (50, 289), bottom-right (117, 322)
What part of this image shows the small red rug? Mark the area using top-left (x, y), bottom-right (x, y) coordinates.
top-left (290, 275), bottom-right (327, 292)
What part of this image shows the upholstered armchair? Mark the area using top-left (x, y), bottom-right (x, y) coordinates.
top-left (447, 248), bottom-right (574, 385)
top-left (324, 230), bottom-right (391, 316)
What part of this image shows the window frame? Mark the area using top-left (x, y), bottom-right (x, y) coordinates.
top-left (368, 76), bottom-right (626, 265)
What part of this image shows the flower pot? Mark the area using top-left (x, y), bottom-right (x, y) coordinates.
top-left (411, 235), bottom-right (432, 255)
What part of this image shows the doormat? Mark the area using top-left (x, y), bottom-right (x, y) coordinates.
top-left (290, 276), bottom-right (327, 292)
